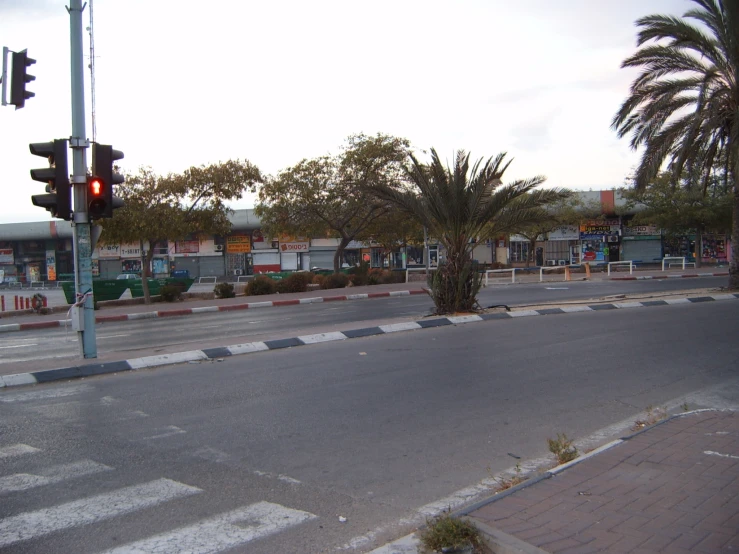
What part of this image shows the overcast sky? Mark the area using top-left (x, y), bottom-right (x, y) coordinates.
top-left (1, 0), bottom-right (691, 223)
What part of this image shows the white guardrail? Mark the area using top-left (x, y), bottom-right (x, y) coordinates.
top-left (236, 275), bottom-right (252, 283)
top-left (197, 276), bottom-right (218, 284)
top-left (661, 256), bottom-right (686, 271)
top-left (539, 266), bottom-right (569, 282)
top-left (607, 261), bottom-right (633, 276)
top-left (484, 268), bottom-right (517, 285)
top-left (405, 267), bottom-right (430, 283)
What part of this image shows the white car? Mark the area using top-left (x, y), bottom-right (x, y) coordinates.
top-left (116, 273), bottom-right (139, 280)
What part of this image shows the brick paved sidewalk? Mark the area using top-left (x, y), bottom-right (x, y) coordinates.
top-left (468, 410), bottom-right (739, 553)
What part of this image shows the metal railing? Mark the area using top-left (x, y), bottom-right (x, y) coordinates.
top-left (607, 261), bottom-right (634, 276)
top-left (661, 257), bottom-right (686, 271)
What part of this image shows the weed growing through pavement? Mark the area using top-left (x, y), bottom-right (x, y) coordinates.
top-left (491, 463), bottom-right (526, 493)
top-left (681, 402), bottom-right (690, 412)
top-left (632, 405), bottom-right (668, 431)
top-left (547, 433), bottom-right (579, 465)
top-left (418, 509), bottom-right (484, 553)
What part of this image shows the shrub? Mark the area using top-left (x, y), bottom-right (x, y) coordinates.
top-left (312, 274), bottom-right (326, 287)
top-left (159, 284), bottom-right (182, 302)
top-left (214, 282), bottom-right (236, 299)
top-left (281, 272), bottom-right (312, 293)
top-left (245, 276), bottom-right (276, 296)
top-left (547, 433), bottom-right (579, 465)
top-left (322, 272), bottom-right (349, 289)
top-left (351, 262), bottom-right (370, 286)
top-left (418, 510), bottom-right (484, 553)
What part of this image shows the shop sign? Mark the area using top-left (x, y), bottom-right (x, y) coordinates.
top-left (0, 248), bottom-right (14, 264)
top-left (176, 240), bottom-right (200, 254)
top-left (623, 225), bottom-right (660, 236)
top-left (226, 235), bottom-right (252, 253)
top-left (252, 229), bottom-right (265, 243)
top-left (547, 225), bottom-right (579, 241)
top-left (121, 245), bottom-right (142, 258)
top-left (98, 244), bottom-right (120, 258)
top-left (280, 242), bottom-right (309, 252)
top-left (46, 250), bottom-right (57, 281)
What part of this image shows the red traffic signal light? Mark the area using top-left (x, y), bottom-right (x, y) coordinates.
top-left (88, 175), bottom-right (108, 219)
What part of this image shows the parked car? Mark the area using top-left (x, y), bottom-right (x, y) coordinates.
top-left (116, 273), bottom-right (139, 280)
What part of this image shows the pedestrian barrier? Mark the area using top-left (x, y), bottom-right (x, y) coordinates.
top-left (662, 256), bottom-right (686, 271)
top-left (669, 262), bottom-right (696, 268)
top-left (539, 266), bottom-right (571, 282)
top-left (607, 261), bottom-right (634, 276)
top-left (236, 275), bottom-right (252, 283)
top-left (0, 295), bottom-right (47, 311)
top-left (197, 277), bottom-right (217, 285)
top-left (405, 267), bottom-right (429, 283)
top-left (30, 281), bottom-right (45, 289)
top-left (484, 268), bottom-right (517, 285)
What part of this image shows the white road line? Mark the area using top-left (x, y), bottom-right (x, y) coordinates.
top-left (100, 501), bottom-right (317, 554)
top-left (0, 460), bottom-right (112, 494)
top-left (0, 384), bottom-right (92, 403)
top-left (143, 425), bottom-right (186, 440)
top-left (97, 334), bottom-right (132, 340)
top-left (0, 344), bottom-right (38, 350)
top-left (0, 444), bottom-right (40, 459)
top-left (0, 478), bottom-right (201, 549)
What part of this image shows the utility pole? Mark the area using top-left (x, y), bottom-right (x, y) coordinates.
top-left (69, 0), bottom-right (97, 358)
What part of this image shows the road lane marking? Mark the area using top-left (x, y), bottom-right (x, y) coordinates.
top-left (143, 425), bottom-right (186, 440)
top-left (100, 501), bottom-right (317, 554)
top-left (0, 384), bottom-right (92, 403)
top-left (0, 444), bottom-right (40, 459)
top-left (0, 478), bottom-right (201, 548)
top-left (97, 334), bottom-right (132, 340)
top-left (0, 460), bottom-right (112, 494)
top-left (0, 344), bottom-right (38, 350)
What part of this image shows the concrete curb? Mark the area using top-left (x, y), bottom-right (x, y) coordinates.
top-left (610, 271), bottom-right (728, 281)
top-left (0, 289), bottom-right (430, 334)
top-left (453, 409), bottom-right (727, 554)
top-left (1, 292), bottom-right (737, 389)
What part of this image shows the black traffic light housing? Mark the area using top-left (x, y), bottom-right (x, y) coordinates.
top-left (89, 143), bottom-right (124, 219)
top-left (10, 49), bottom-right (35, 110)
top-left (30, 139), bottom-right (71, 220)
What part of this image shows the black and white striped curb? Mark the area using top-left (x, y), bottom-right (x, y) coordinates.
top-left (2, 293), bottom-right (737, 389)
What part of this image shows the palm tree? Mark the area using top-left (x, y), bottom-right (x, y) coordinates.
top-left (612, 0), bottom-right (739, 289)
top-left (371, 149), bottom-right (568, 314)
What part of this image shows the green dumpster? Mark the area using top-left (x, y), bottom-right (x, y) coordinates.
top-left (61, 279), bottom-right (132, 304)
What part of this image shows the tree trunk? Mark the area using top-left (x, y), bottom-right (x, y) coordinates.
top-left (333, 237), bottom-right (351, 273)
top-left (730, 179), bottom-right (739, 290)
top-left (695, 228), bottom-right (703, 269)
top-left (141, 240), bottom-right (157, 304)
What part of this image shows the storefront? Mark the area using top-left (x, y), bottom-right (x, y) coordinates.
top-left (170, 239), bottom-right (224, 278)
top-left (546, 226), bottom-right (579, 265)
top-left (580, 219), bottom-right (621, 263)
top-left (251, 230), bottom-right (280, 273)
top-left (226, 234), bottom-right (252, 276)
top-left (621, 225), bottom-right (662, 262)
top-left (279, 236), bottom-right (310, 271)
top-left (701, 234), bottom-right (728, 264)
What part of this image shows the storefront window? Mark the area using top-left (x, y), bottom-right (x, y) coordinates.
top-left (510, 241), bottom-right (530, 263)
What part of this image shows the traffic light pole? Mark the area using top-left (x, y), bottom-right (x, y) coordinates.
top-left (69, 0), bottom-right (96, 358)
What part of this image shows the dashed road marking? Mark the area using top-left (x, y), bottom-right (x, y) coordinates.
top-left (142, 425), bottom-right (186, 440)
top-left (0, 478), bottom-right (201, 548)
top-left (0, 460), bottom-right (112, 494)
top-left (100, 501), bottom-right (317, 554)
top-left (0, 444), bottom-right (40, 459)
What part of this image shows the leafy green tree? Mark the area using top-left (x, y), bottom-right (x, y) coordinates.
top-left (361, 206), bottom-right (425, 269)
top-left (371, 149), bottom-right (568, 314)
top-left (255, 134), bottom-right (410, 272)
top-left (100, 160), bottom-right (262, 303)
top-left (612, 0), bottom-right (739, 288)
top-left (621, 172), bottom-right (733, 266)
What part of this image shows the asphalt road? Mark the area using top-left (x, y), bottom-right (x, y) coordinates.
top-left (0, 277), bottom-right (727, 368)
top-left (1, 301), bottom-right (737, 553)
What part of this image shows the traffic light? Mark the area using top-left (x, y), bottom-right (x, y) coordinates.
top-left (10, 49), bottom-right (35, 109)
top-left (87, 175), bottom-right (108, 219)
top-left (30, 139), bottom-right (72, 220)
top-left (90, 143), bottom-right (124, 219)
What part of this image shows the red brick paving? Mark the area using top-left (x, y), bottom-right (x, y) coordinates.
top-left (469, 411), bottom-right (739, 552)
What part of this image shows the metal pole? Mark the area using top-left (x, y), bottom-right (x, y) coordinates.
top-left (69, 0), bottom-right (96, 358)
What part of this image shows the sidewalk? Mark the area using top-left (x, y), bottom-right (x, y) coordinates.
top-left (464, 409), bottom-right (738, 553)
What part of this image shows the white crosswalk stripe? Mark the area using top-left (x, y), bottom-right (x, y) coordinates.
top-left (100, 501), bottom-right (317, 554)
top-left (0, 443), bottom-right (40, 459)
top-left (0, 384), bottom-right (93, 402)
top-left (0, 478), bottom-right (201, 549)
top-left (0, 459), bottom-right (112, 494)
